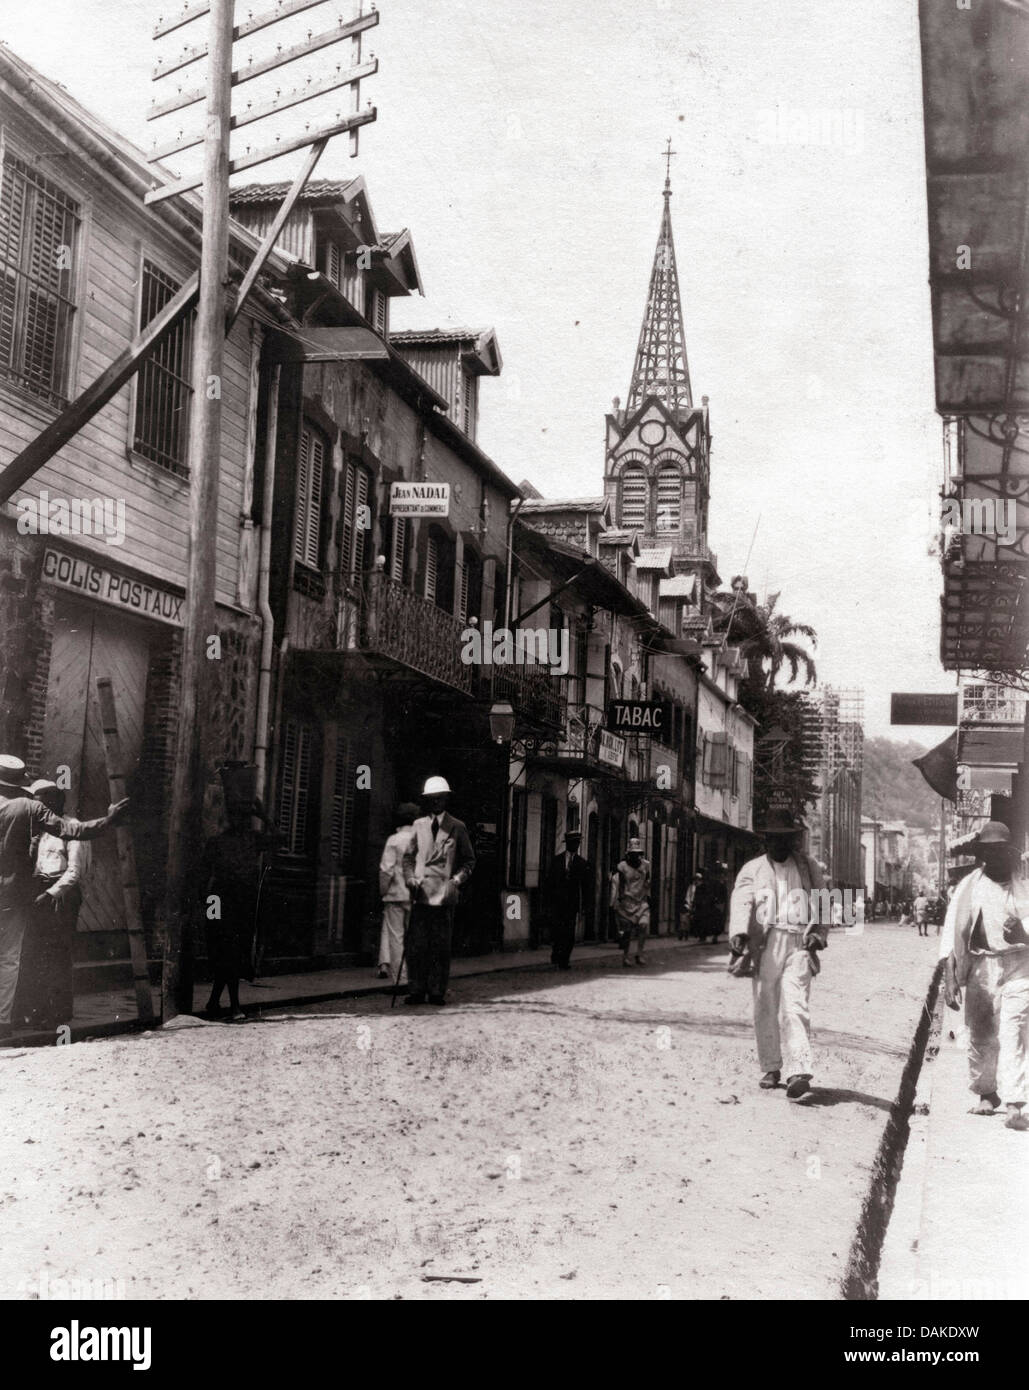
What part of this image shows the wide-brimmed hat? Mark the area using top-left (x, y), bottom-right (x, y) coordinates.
top-left (977, 821), bottom-right (1011, 847)
top-left (626, 837), bottom-right (645, 854)
top-left (760, 808), bottom-right (805, 834)
top-left (0, 754), bottom-right (27, 791)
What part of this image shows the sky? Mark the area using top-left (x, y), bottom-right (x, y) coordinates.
top-left (0, 0), bottom-right (956, 744)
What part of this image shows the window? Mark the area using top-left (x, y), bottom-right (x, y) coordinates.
top-left (134, 261), bottom-right (195, 475)
top-left (321, 237), bottom-right (342, 289)
top-left (0, 153), bottom-right (80, 403)
top-left (425, 535), bottom-right (438, 602)
top-left (702, 731), bottom-right (729, 788)
top-left (340, 458), bottom-right (371, 579)
top-left (277, 719), bottom-right (316, 857)
top-left (388, 514), bottom-right (409, 583)
top-left (330, 738), bottom-right (356, 870)
top-left (509, 786), bottom-right (529, 887)
top-left (294, 424), bottom-right (328, 569)
top-left (369, 287), bottom-right (388, 336)
top-left (620, 468), bottom-right (647, 529)
top-left (461, 369), bottom-right (477, 436)
top-left (656, 468), bottom-right (681, 532)
top-left (457, 559), bottom-right (469, 623)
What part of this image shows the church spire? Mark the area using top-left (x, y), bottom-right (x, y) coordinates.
top-left (625, 139), bottom-right (693, 418)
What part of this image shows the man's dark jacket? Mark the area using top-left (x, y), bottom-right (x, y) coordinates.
top-left (545, 852), bottom-right (592, 922)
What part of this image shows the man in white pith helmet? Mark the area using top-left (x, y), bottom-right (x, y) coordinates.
top-left (401, 776), bottom-right (475, 1006)
top-left (611, 837), bottom-right (651, 967)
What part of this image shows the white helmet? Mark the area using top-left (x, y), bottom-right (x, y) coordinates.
top-left (422, 775), bottom-right (451, 797)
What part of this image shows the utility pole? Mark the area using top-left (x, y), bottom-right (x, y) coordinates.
top-left (161, 0), bottom-right (235, 1018)
top-left (149, 0), bottom-right (380, 1018)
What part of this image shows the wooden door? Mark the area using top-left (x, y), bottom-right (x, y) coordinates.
top-left (41, 600), bottom-right (151, 933)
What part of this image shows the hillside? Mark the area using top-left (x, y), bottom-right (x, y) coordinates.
top-left (862, 737), bottom-right (942, 831)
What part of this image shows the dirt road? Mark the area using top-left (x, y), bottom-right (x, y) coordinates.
top-left (0, 925), bottom-right (935, 1300)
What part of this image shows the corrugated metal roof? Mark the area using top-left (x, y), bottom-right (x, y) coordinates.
top-left (636, 547), bottom-right (673, 570)
top-left (659, 574), bottom-right (697, 598)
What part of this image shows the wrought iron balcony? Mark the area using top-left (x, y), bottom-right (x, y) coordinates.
top-left (485, 663), bottom-right (566, 732)
top-left (336, 571), bottom-right (475, 696)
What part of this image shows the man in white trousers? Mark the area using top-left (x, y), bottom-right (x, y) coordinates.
top-left (940, 822), bottom-right (1029, 1131)
top-left (376, 803), bottom-right (419, 983)
top-left (729, 809), bottom-right (827, 1102)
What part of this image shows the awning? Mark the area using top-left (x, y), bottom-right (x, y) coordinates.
top-left (659, 573), bottom-right (697, 600)
top-left (264, 326), bottom-right (391, 364)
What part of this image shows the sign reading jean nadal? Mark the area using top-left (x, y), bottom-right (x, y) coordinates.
top-left (42, 548), bottom-right (185, 626)
top-left (389, 481), bottom-right (450, 518)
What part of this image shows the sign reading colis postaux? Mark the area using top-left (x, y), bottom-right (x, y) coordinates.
top-left (42, 548), bottom-right (184, 626)
top-left (389, 481), bottom-right (450, 517)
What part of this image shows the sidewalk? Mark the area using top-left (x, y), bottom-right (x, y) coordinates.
top-left (878, 989), bottom-right (1029, 1300)
top-left (5, 935), bottom-right (707, 1046)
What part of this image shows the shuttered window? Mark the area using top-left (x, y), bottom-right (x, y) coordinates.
top-left (0, 153), bottom-right (80, 403)
top-left (294, 424), bottom-right (327, 569)
top-left (277, 719), bottom-right (315, 857)
top-left (425, 535), bottom-right (438, 602)
top-left (323, 239), bottom-right (342, 288)
top-left (340, 458), bottom-right (371, 579)
top-left (389, 515), bottom-right (408, 583)
top-left (656, 468), bottom-right (682, 532)
top-left (702, 731), bottom-right (730, 787)
top-left (461, 369), bottom-right (476, 436)
top-left (134, 260), bottom-right (195, 476)
top-left (620, 468), bottom-right (647, 529)
top-left (330, 738), bottom-right (356, 869)
top-left (370, 288), bottom-right (387, 335)
top-left (457, 560), bottom-right (469, 623)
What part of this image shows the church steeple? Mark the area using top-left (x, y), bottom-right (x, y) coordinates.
top-left (625, 140), bottom-right (693, 418)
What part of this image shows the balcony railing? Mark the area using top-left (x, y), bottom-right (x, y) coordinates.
top-left (486, 663), bottom-right (565, 731)
top-left (337, 571), bottom-right (475, 695)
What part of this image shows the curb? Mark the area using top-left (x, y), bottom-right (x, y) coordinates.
top-left (839, 957), bottom-right (944, 1300)
top-left (2, 938), bottom-right (704, 1048)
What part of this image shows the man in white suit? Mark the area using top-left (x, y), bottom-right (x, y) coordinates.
top-left (940, 822), bottom-right (1029, 1130)
top-left (402, 776), bottom-right (476, 1006)
top-left (729, 809), bottom-right (827, 1102)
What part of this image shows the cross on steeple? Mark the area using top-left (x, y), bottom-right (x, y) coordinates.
top-left (663, 136), bottom-right (677, 191)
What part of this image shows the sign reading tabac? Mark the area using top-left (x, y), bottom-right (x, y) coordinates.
top-left (389, 481), bottom-right (450, 518)
top-left (890, 693), bottom-right (958, 726)
top-left (608, 699), bottom-right (672, 735)
top-left (42, 548), bottom-right (184, 626)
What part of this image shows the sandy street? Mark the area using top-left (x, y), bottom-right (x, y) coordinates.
top-left (0, 926), bottom-right (935, 1301)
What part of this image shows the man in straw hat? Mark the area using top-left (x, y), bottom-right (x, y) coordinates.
top-left (402, 776), bottom-right (475, 1006)
top-left (0, 754), bottom-right (128, 1037)
top-left (728, 808), bottom-right (827, 1102)
top-left (611, 837), bottom-right (652, 967)
top-left (940, 821), bottom-right (1029, 1130)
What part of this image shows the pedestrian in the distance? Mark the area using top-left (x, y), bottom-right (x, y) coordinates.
top-left (377, 803), bottom-right (419, 983)
top-left (544, 830), bottom-right (591, 970)
top-left (402, 776), bottom-right (475, 1006)
top-left (940, 822), bottom-right (1029, 1130)
top-left (0, 754), bottom-right (128, 1039)
top-left (693, 865), bottom-right (728, 943)
top-left (200, 794), bottom-right (278, 1021)
top-left (913, 891), bottom-right (929, 937)
top-left (15, 779), bottom-right (92, 1029)
top-left (728, 809), bottom-right (827, 1103)
top-left (680, 871), bottom-right (701, 940)
top-left (611, 837), bottom-right (651, 966)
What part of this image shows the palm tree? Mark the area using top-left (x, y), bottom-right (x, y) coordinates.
top-left (715, 580), bottom-right (817, 691)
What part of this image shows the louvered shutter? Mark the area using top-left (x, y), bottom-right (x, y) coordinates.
top-left (294, 430), bottom-right (311, 564)
top-left (389, 516), bottom-right (408, 583)
top-left (304, 433), bottom-right (324, 568)
top-left (425, 536), bottom-right (438, 602)
top-left (293, 725), bottom-right (313, 853)
top-left (326, 240), bottom-right (341, 288)
top-left (620, 469), bottom-right (647, 529)
top-left (656, 469), bottom-right (682, 532)
top-left (352, 466), bottom-right (369, 577)
top-left (330, 739), bottom-right (356, 870)
top-left (0, 159), bottom-right (26, 374)
top-left (458, 561), bottom-right (468, 622)
top-left (277, 720), bottom-right (299, 851)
